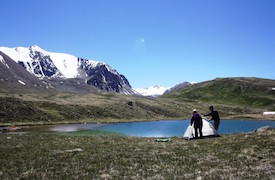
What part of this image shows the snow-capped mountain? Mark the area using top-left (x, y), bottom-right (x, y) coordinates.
top-left (0, 45), bottom-right (136, 94)
top-left (164, 82), bottom-right (191, 94)
top-left (135, 82), bottom-right (192, 97)
top-left (134, 85), bottom-right (170, 97)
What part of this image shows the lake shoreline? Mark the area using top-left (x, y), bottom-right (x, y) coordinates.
top-left (1, 118), bottom-right (275, 138)
top-left (1, 115), bottom-right (275, 127)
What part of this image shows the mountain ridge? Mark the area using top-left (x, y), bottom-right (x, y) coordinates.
top-left (0, 45), bottom-right (136, 94)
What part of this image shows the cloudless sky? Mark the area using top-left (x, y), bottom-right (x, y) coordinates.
top-left (1, 0), bottom-right (275, 88)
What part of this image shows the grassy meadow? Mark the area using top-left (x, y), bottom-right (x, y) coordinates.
top-left (0, 92), bottom-right (191, 125)
top-left (0, 129), bottom-right (274, 179)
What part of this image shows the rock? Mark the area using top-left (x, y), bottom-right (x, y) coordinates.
top-left (254, 126), bottom-right (272, 132)
top-left (0, 111), bottom-right (7, 116)
top-left (127, 101), bottom-right (133, 107)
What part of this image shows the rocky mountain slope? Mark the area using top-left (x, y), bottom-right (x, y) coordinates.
top-left (0, 45), bottom-right (136, 94)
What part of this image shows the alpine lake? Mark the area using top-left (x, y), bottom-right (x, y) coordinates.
top-left (22, 119), bottom-right (275, 137)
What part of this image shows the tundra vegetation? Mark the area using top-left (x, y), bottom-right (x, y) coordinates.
top-left (0, 129), bottom-right (274, 179)
top-left (1, 78), bottom-right (275, 125)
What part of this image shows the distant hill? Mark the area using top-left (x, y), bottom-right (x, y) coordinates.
top-left (162, 77), bottom-right (275, 110)
top-left (163, 82), bottom-right (191, 94)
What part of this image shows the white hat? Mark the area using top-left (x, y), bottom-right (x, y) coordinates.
top-left (193, 109), bottom-right (197, 112)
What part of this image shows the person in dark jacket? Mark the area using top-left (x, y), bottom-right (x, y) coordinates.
top-left (204, 106), bottom-right (220, 130)
top-left (191, 109), bottom-right (203, 139)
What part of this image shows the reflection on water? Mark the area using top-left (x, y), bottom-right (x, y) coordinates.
top-left (49, 120), bottom-right (275, 137)
top-left (50, 124), bottom-right (103, 132)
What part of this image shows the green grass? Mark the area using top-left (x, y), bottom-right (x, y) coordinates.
top-left (1, 77), bottom-right (275, 126)
top-left (0, 92), bottom-right (191, 125)
top-left (66, 130), bottom-right (123, 136)
top-left (163, 78), bottom-right (275, 108)
top-left (0, 129), bottom-right (274, 179)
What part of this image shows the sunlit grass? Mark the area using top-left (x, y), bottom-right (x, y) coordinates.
top-left (0, 129), bottom-right (274, 179)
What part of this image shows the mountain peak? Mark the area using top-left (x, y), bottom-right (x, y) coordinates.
top-left (29, 45), bottom-right (47, 54)
top-left (0, 45), bottom-right (137, 95)
top-left (153, 85), bottom-right (161, 89)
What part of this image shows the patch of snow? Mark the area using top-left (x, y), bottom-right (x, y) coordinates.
top-left (18, 80), bottom-right (26, 85)
top-left (0, 55), bottom-right (10, 68)
top-left (83, 59), bottom-right (102, 68)
top-left (263, 112), bottom-right (275, 115)
top-left (41, 51), bottom-right (79, 78)
top-left (48, 83), bottom-right (54, 89)
top-left (105, 64), bottom-right (119, 75)
top-left (134, 85), bottom-right (170, 97)
top-left (0, 46), bottom-right (33, 63)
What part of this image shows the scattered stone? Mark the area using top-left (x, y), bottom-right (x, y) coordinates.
top-left (54, 148), bottom-right (83, 154)
top-left (65, 148), bottom-right (83, 153)
top-left (0, 111), bottom-right (7, 116)
top-left (127, 101), bottom-right (133, 107)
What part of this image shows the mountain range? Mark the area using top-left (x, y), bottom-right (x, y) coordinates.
top-left (134, 82), bottom-right (192, 97)
top-left (0, 45), bottom-right (136, 94)
top-left (134, 85), bottom-right (171, 97)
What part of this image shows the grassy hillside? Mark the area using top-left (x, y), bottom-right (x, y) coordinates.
top-left (1, 77), bottom-right (275, 125)
top-left (161, 77), bottom-right (275, 118)
top-left (0, 92), bottom-right (192, 125)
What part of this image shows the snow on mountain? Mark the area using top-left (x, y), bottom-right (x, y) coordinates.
top-left (0, 45), bottom-right (136, 94)
top-left (0, 45), bottom-right (102, 78)
top-left (0, 55), bottom-right (10, 68)
top-left (134, 85), bottom-right (170, 97)
top-left (18, 80), bottom-right (26, 85)
top-left (135, 82), bottom-right (192, 97)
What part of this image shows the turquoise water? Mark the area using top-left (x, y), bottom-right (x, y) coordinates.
top-left (50, 120), bottom-right (275, 137)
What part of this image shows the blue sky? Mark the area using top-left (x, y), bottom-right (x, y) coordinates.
top-left (1, 0), bottom-right (275, 88)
